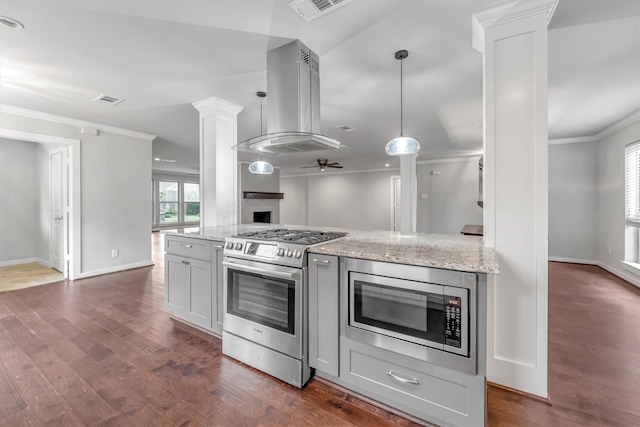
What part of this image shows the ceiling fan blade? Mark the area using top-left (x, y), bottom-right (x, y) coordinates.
top-left (301, 165), bottom-right (319, 168)
top-left (328, 165), bottom-right (343, 168)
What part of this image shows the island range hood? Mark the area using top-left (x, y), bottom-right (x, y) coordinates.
top-left (233, 39), bottom-right (344, 155)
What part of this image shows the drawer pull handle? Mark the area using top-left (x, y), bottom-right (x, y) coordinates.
top-left (312, 259), bottom-right (330, 264)
top-left (387, 370), bottom-right (419, 385)
top-left (181, 244), bottom-right (193, 248)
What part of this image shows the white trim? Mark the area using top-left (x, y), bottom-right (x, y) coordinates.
top-left (192, 96), bottom-right (244, 116)
top-left (417, 155), bottom-right (482, 165)
top-left (621, 261), bottom-right (640, 278)
top-left (36, 258), bottom-right (52, 268)
top-left (0, 104), bottom-right (156, 141)
top-left (76, 260), bottom-right (154, 279)
top-left (548, 136), bottom-right (598, 145)
top-left (0, 257), bottom-right (38, 267)
top-left (549, 111), bottom-right (640, 145)
top-left (548, 257), bottom-right (597, 265)
top-left (598, 262), bottom-right (640, 289)
top-left (472, 0), bottom-right (559, 52)
top-left (0, 128), bottom-right (75, 145)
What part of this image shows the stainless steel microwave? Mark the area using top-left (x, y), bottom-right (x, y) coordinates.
top-left (341, 258), bottom-right (477, 374)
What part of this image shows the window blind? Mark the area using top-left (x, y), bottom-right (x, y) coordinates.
top-left (625, 140), bottom-right (640, 226)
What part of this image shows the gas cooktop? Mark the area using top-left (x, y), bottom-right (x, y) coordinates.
top-left (235, 228), bottom-right (347, 246)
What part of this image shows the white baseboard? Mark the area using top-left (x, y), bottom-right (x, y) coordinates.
top-left (0, 257), bottom-right (38, 267)
top-left (597, 262), bottom-right (640, 289)
top-left (36, 258), bottom-right (52, 268)
top-left (548, 257), bottom-right (597, 265)
top-left (76, 260), bottom-right (154, 280)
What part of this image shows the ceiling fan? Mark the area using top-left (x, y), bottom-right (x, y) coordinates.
top-left (301, 158), bottom-right (344, 172)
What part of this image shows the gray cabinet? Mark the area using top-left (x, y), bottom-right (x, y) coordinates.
top-left (340, 336), bottom-right (486, 427)
top-left (165, 236), bottom-right (224, 334)
top-left (308, 254), bottom-right (339, 377)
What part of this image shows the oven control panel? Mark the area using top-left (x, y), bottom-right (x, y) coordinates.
top-left (444, 296), bottom-right (462, 348)
top-left (223, 237), bottom-right (306, 267)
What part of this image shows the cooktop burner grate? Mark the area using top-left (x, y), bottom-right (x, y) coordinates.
top-left (236, 228), bottom-right (347, 245)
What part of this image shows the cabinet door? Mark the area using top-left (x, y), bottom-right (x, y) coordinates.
top-left (186, 258), bottom-right (212, 329)
top-left (308, 254), bottom-right (340, 377)
top-left (165, 254), bottom-right (188, 316)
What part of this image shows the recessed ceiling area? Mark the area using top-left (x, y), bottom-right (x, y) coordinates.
top-left (0, 0), bottom-right (638, 175)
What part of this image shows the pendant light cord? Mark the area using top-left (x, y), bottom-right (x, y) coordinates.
top-left (400, 57), bottom-right (404, 137)
top-left (260, 97), bottom-right (263, 136)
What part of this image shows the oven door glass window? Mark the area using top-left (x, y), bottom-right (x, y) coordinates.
top-left (227, 269), bottom-right (295, 334)
top-left (352, 280), bottom-right (445, 345)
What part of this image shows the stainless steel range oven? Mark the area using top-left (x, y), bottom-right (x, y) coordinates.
top-left (222, 228), bottom-right (346, 388)
top-left (342, 258), bottom-right (477, 374)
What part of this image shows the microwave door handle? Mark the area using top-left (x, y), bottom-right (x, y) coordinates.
top-left (222, 260), bottom-right (299, 280)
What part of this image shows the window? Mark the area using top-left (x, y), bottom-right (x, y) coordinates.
top-left (184, 183), bottom-right (200, 223)
top-left (159, 181), bottom-right (179, 223)
top-left (625, 141), bottom-right (640, 264)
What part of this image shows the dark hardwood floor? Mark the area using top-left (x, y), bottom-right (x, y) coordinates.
top-left (0, 233), bottom-right (638, 426)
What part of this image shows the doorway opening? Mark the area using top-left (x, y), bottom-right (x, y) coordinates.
top-left (0, 128), bottom-right (81, 280)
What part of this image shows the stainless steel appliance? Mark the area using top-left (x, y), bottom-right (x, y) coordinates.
top-left (342, 258), bottom-right (477, 374)
top-left (222, 228), bottom-right (347, 388)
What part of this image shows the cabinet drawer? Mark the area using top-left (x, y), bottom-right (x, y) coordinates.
top-left (165, 236), bottom-right (214, 260)
top-left (340, 337), bottom-right (485, 427)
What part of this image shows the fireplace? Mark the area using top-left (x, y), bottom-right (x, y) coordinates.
top-left (253, 211), bottom-right (272, 223)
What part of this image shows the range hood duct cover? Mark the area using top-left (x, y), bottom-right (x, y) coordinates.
top-left (234, 40), bottom-right (343, 155)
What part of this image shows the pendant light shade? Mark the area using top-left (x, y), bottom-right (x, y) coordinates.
top-left (385, 136), bottom-right (420, 156)
top-left (249, 92), bottom-right (274, 174)
top-left (385, 50), bottom-right (420, 157)
top-left (248, 160), bottom-right (274, 175)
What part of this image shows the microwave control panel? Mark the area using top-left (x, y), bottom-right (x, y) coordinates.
top-left (444, 296), bottom-right (462, 348)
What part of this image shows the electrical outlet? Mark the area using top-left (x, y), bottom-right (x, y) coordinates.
top-left (608, 247), bottom-right (612, 255)
top-left (222, 215), bottom-right (231, 224)
top-left (112, 249), bottom-right (119, 258)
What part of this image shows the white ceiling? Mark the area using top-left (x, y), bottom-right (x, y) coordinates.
top-left (1, 0), bottom-right (638, 176)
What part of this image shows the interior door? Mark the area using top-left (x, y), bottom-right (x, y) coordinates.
top-left (50, 147), bottom-right (65, 273)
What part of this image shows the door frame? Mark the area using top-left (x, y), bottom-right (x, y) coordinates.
top-left (0, 128), bottom-right (81, 280)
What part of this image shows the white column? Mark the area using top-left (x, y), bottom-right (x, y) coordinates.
top-left (399, 154), bottom-right (417, 234)
top-left (472, 0), bottom-right (558, 398)
top-left (192, 97), bottom-right (244, 227)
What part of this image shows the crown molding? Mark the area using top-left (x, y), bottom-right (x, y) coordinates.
top-left (549, 111), bottom-right (640, 145)
top-left (0, 104), bottom-right (156, 141)
top-left (192, 96), bottom-right (244, 116)
top-left (472, 0), bottom-right (559, 52)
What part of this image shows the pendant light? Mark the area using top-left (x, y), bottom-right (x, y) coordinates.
top-left (248, 91), bottom-right (274, 174)
top-left (385, 50), bottom-right (420, 156)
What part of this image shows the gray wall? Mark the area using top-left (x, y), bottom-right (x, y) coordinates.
top-left (417, 159), bottom-right (483, 234)
top-left (548, 142), bottom-right (598, 261)
top-left (0, 111), bottom-right (153, 276)
top-left (281, 176), bottom-right (308, 226)
top-left (281, 158), bottom-right (482, 233)
top-left (597, 120), bottom-right (640, 282)
top-left (0, 138), bottom-right (39, 263)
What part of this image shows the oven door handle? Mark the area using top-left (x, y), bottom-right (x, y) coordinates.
top-left (222, 261), bottom-right (300, 280)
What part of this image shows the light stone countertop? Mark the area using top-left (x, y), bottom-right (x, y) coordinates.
top-left (309, 230), bottom-right (499, 274)
top-left (163, 224), bottom-right (499, 274)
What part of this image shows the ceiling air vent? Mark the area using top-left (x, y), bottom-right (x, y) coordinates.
top-left (93, 94), bottom-right (124, 106)
top-left (288, 0), bottom-right (354, 22)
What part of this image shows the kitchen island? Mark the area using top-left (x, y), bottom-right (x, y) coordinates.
top-left (164, 224), bottom-right (498, 427)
